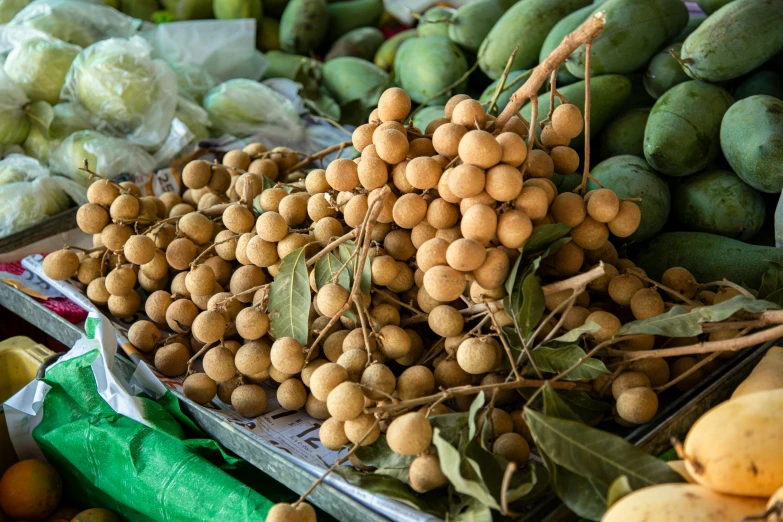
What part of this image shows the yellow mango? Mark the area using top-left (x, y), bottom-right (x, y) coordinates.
top-left (666, 460), bottom-right (695, 483)
top-left (767, 483), bottom-right (783, 521)
top-left (602, 483), bottom-right (766, 522)
top-left (732, 346), bottom-right (783, 399)
top-left (684, 388), bottom-right (783, 497)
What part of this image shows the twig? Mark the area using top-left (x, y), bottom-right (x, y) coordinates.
top-left (579, 41), bottom-right (592, 195)
top-left (488, 303), bottom-right (522, 381)
top-left (496, 11), bottom-right (607, 127)
top-left (632, 272), bottom-right (698, 306)
top-left (306, 229), bottom-right (359, 267)
top-left (500, 461), bottom-right (519, 517)
top-left (332, 249), bottom-right (358, 284)
top-left (541, 264), bottom-right (606, 295)
top-left (546, 69), bottom-right (558, 122)
top-left (189, 235), bottom-right (238, 268)
top-left (187, 340), bottom-right (216, 369)
top-left (487, 46), bottom-right (520, 116)
top-left (371, 288), bottom-right (428, 319)
top-left (284, 141), bottom-right (352, 175)
top-left (356, 301), bottom-right (375, 366)
top-left (213, 283), bottom-right (268, 307)
top-left (699, 279), bottom-right (755, 299)
top-left (519, 95), bottom-right (538, 178)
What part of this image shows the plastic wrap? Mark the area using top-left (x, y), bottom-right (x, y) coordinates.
top-left (0, 68), bottom-right (30, 145)
top-left (203, 78), bottom-right (304, 141)
top-left (170, 61), bottom-right (217, 103)
top-left (3, 36), bottom-right (80, 104)
top-left (0, 0), bottom-right (29, 23)
top-left (0, 0), bottom-right (141, 52)
top-left (0, 154), bottom-right (86, 237)
top-left (23, 101), bottom-right (95, 164)
top-left (50, 130), bottom-right (156, 184)
top-left (62, 36), bottom-right (178, 148)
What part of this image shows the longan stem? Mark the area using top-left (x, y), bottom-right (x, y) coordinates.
top-left (284, 140), bottom-right (352, 175)
top-left (356, 301), bottom-right (375, 366)
top-left (487, 302), bottom-right (522, 381)
top-left (541, 264), bottom-right (606, 295)
top-left (698, 280), bottom-right (755, 299)
top-left (371, 288), bottom-right (427, 319)
top-left (187, 340), bottom-right (216, 370)
top-left (293, 419), bottom-right (381, 507)
top-left (631, 272), bottom-right (698, 306)
top-left (546, 70), bottom-right (558, 122)
top-left (495, 11), bottom-right (607, 128)
top-left (189, 235), bottom-right (238, 268)
top-left (519, 95), bottom-right (538, 178)
top-left (500, 462), bottom-right (520, 517)
top-left (305, 229), bottom-right (358, 267)
top-left (487, 46), bottom-right (520, 116)
top-left (579, 41), bottom-right (593, 196)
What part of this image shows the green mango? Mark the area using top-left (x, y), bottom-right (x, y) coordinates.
top-left (644, 43), bottom-right (690, 99)
top-left (479, 70), bottom-right (531, 113)
top-left (670, 11), bottom-right (707, 44)
top-left (447, 0), bottom-right (505, 53)
top-left (322, 57), bottom-right (389, 120)
top-left (411, 105), bottom-right (445, 132)
top-left (325, 27), bottom-right (385, 61)
top-left (643, 80), bottom-right (733, 177)
top-left (539, 0), bottom-right (606, 86)
top-left (720, 95), bottom-right (783, 193)
top-left (478, 0), bottom-right (591, 80)
top-left (519, 74), bottom-right (631, 150)
top-left (160, 0), bottom-right (213, 19)
top-left (263, 51), bottom-right (321, 81)
top-left (588, 155), bottom-right (671, 243)
top-left (279, 0), bottom-right (329, 54)
top-left (258, 17), bottom-right (280, 52)
top-left (418, 6), bottom-right (456, 38)
top-left (598, 108), bottom-right (650, 160)
top-left (696, 0), bottom-right (735, 14)
top-left (734, 70), bottom-right (783, 101)
top-left (629, 232), bottom-right (783, 289)
top-left (620, 73), bottom-right (656, 111)
top-left (326, 0), bottom-right (384, 42)
top-left (566, 0), bottom-right (688, 78)
top-left (672, 169), bottom-right (765, 241)
top-left (374, 29), bottom-right (417, 71)
top-left (118, 0), bottom-right (159, 21)
top-left (213, 0), bottom-right (262, 19)
top-left (682, 0), bottom-right (783, 82)
top-left (395, 36), bottom-right (468, 105)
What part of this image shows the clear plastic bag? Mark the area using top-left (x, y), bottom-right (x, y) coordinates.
top-left (202, 78), bottom-right (304, 142)
top-left (0, 0), bottom-right (30, 24)
top-left (0, 68), bottom-right (30, 145)
top-left (50, 130), bottom-right (156, 185)
top-left (0, 0), bottom-right (142, 52)
top-left (61, 36), bottom-right (178, 148)
top-left (0, 154), bottom-right (87, 237)
top-left (3, 36), bottom-right (80, 105)
top-left (23, 101), bottom-right (95, 164)
top-left (170, 61), bottom-right (217, 104)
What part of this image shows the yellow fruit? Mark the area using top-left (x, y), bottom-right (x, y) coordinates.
top-left (386, 412), bottom-right (432, 455)
top-left (0, 459), bottom-right (61, 521)
top-left (458, 130), bottom-right (501, 169)
top-left (409, 454), bottom-right (447, 492)
top-left (732, 346), bottom-right (783, 399)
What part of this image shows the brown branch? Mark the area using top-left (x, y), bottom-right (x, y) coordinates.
top-left (306, 229), bottom-right (358, 267)
top-left (579, 41), bottom-right (593, 195)
top-left (632, 272), bottom-right (698, 306)
top-left (488, 302), bottom-right (522, 381)
top-left (496, 11), bottom-right (607, 127)
top-left (284, 141), bottom-right (352, 175)
top-left (487, 46), bottom-right (520, 116)
top-left (500, 461), bottom-right (520, 517)
top-left (698, 279), bottom-right (755, 299)
top-left (541, 264), bottom-right (606, 296)
top-left (189, 234), bottom-right (238, 268)
top-left (519, 95), bottom-right (538, 178)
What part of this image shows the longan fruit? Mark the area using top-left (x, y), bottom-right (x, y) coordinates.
top-left (77, 257), bottom-right (102, 285)
top-left (435, 226), bottom-right (463, 244)
top-left (183, 160), bottom-right (212, 189)
top-left (356, 155), bottom-right (387, 191)
top-left (560, 305), bottom-right (590, 330)
top-left (178, 212), bottom-right (213, 246)
top-left (457, 337), bottom-right (497, 374)
top-left (433, 358), bottom-right (471, 389)
top-left (586, 188), bottom-right (620, 223)
top-left (550, 146), bottom-right (579, 175)
top-left (202, 346), bottom-right (236, 382)
top-left (405, 157), bottom-right (441, 190)
top-left (525, 149), bottom-right (554, 178)
top-left (307, 193), bottom-right (337, 222)
top-left (163, 238), bottom-right (194, 272)
top-left (170, 202), bottom-right (196, 217)
top-left (197, 193), bottom-right (225, 211)
top-left (158, 192), bottom-right (181, 215)
top-left (496, 210), bottom-right (532, 249)
top-left (484, 163), bottom-right (523, 202)
top-left (128, 320), bottom-right (161, 353)
top-left (242, 142), bottom-right (266, 157)
top-left (142, 291), bottom-right (170, 326)
top-left (76, 203), bottom-right (109, 235)
top-left (232, 307), bottom-right (268, 341)
top-left (550, 192), bottom-right (585, 227)
top-left (219, 204), bottom-right (253, 234)
top-left (378, 324), bottom-right (411, 360)
top-left (620, 334), bottom-right (655, 352)
top-left (222, 149), bottom-right (251, 171)
top-left (229, 265), bottom-right (266, 303)
top-left (444, 94), bottom-right (471, 118)
top-left (496, 131), bottom-right (527, 167)
top-left (337, 349), bottom-right (368, 381)
top-left (166, 298), bottom-right (199, 333)
top-left (608, 201), bottom-right (641, 238)
top-left (493, 432), bottom-right (530, 465)
top-left (373, 120), bottom-right (405, 139)
top-left (302, 169), bottom-right (328, 195)
top-left (423, 265), bottom-right (466, 302)
top-left (344, 327), bottom-right (377, 353)
top-left (374, 128), bottom-right (408, 164)
top-left (344, 413), bottom-right (380, 446)
top-left (360, 363), bottom-right (395, 400)
top-left (473, 248), bottom-right (510, 290)
top-left (185, 265), bottom-right (215, 297)
top-left (234, 173), bottom-right (262, 201)
top-left (608, 274), bottom-right (643, 306)
top-left (234, 340), bottom-right (272, 376)
top-left (428, 305), bottom-right (464, 337)
top-left (192, 310), bottom-right (226, 344)
top-left (315, 283), bottom-right (348, 318)
top-left (386, 412), bottom-right (432, 456)
top-left (378, 87), bottom-right (411, 122)
top-left (446, 164), bottom-right (484, 199)
top-left (119, 181), bottom-right (141, 196)
top-left (432, 123), bottom-right (467, 158)
top-left (274, 378), bottom-right (305, 411)
top-left (617, 387), bottom-right (658, 425)
top-left (205, 165), bottom-right (231, 193)
top-left (713, 287), bottom-right (743, 304)
top-left (511, 187), bottom-right (547, 221)
top-left (476, 408), bottom-right (513, 437)
top-left (101, 223), bottom-right (132, 251)
top-left (105, 266), bottom-right (136, 296)
top-left (368, 187), bottom-right (396, 223)
top-left (391, 160), bottom-right (415, 194)
top-left (379, 230), bottom-right (412, 263)
top-left (460, 204), bottom-right (497, 245)
top-left (304, 393), bottom-right (330, 420)
top-left (108, 194), bottom-right (139, 222)
top-left (231, 384), bottom-right (267, 417)
top-left (571, 216), bottom-right (609, 250)
top-left (322, 158), bottom-right (358, 191)
top-left (278, 193), bottom-right (308, 226)
top-left (426, 198), bottom-right (460, 231)
top-left (87, 178), bottom-right (119, 205)
top-left (469, 281), bottom-right (505, 303)
top-left (326, 381), bottom-right (365, 421)
top-left (408, 137), bottom-right (436, 158)
top-left (586, 310), bottom-right (621, 343)
top-left (630, 288), bottom-right (665, 320)
top-left (541, 123), bottom-right (570, 149)
top-left (549, 241), bottom-right (583, 278)
top-left (451, 98), bottom-right (486, 129)
top-left (585, 242), bottom-right (619, 267)
top-left (586, 263), bottom-right (619, 294)
top-left (312, 216), bottom-right (344, 243)
top-left (458, 130), bottom-right (502, 169)
top-left (426, 118), bottom-right (449, 134)
top-left (246, 235), bottom-right (279, 268)
top-left (671, 357), bottom-right (704, 391)
top-left (352, 123), bottom-right (377, 152)
top-left (267, 337), bottom-right (303, 375)
top-left (183, 373), bottom-right (217, 405)
top-left (370, 255), bottom-right (399, 287)
top-left (396, 365), bottom-right (435, 401)
top-left (392, 193), bottom-right (428, 229)
top-left (154, 342), bottom-right (190, 377)
top-left (662, 267), bottom-right (698, 300)
top-left (407, 223), bottom-right (435, 252)
top-left (42, 249), bottom-right (80, 280)
top-left (446, 238), bottom-right (487, 272)
top-left (630, 358), bottom-right (670, 387)
top-left (148, 223), bottom-right (175, 250)
top-left (417, 285), bottom-right (444, 313)
top-left (311, 362), bottom-right (349, 401)
top-left (121, 235), bottom-right (155, 266)
top-left (409, 454), bottom-right (447, 493)
top-left (611, 371), bottom-right (651, 399)
top-left (552, 103), bottom-right (583, 139)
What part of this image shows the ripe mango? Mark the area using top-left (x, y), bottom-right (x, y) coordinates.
top-left (732, 347), bottom-right (783, 399)
top-left (683, 388), bottom-right (783, 497)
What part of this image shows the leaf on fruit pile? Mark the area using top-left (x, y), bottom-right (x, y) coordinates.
top-left (267, 247), bottom-right (310, 345)
top-left (449, 495), bottom-right (493, 522)
top-left (314, 252), bottom-right (350, 291)
top-left (355, 435), bottom-right (414, 469)
top-left (432, 428), bottom-right (500, 509)
top-left (334, 466), bottom-right (447, 516)
top-left (467, 393), bottom-right (485, 440)
top-left (548, 460), bottom-right (609, 521)
top-left (531, 345), bottom-right (610, 381)
top-left (551, 321), bottom-right (600, 343)
top-left (517, 271), bottom-right (545, 338)
top-left (337, 240), bottom-right (371, 294)
top-left (506, 225), bottom-right (570, 295)
top-left (757, 261), bottom-right (783, 305)
top-left (619, 295), bottom-right (779, 337)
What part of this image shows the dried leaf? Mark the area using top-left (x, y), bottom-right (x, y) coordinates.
top-left (530, 345), bottom-right (609, 380)
top-left (607, 475), bottom-right (632, 507)
top-left (618, 295), bottom-right (779, 337)
top-left (267, 247), bottom-right (311, 345)
top-left (525, 409), bottom-right (683, 492)
top-left (432, 428), bottom-right (500, 509)
top-left (551, 321), bottom-right (600, 343)
top-left (314, 252), bottom-right (350, 291)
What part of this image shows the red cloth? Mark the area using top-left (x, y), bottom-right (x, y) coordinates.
top-left (0, 259), bottom-right (88, 325)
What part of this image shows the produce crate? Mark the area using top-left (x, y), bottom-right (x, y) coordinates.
top-left (0, 207), bottom-right (78, 255)
top-left (0, 336), bottom-right (55, 474)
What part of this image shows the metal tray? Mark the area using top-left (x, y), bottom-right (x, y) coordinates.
top-left (1, 282), bottom-right (770, 522)
top-left (0, 207), bottom-right (78, 254)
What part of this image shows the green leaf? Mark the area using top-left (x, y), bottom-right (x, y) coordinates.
top-left (355, 435), bottom-right (415, 470)
top-left (530, 345), bottom-right (610, 380)
top-left (619, 295), bottom-right (780, 337)
top-left (375, 467), bottom-right (410, 483)
top-left (506, 252), bottom-right (525, 295)
top-left (521, 224), bottom-right (571, 257)
top-left (268, 247), bottom-right (311, 346)
top-left (551, 321), bottom-right (600, 343)
top-left (607, 475), bottom-right (632, 507)
top-left (449, 494), bottom-right (493, 522)
top-left (548, 459), bottom-right (609, 521)
top-left (542, 383), bottom-right (581, 422)
top-left (525, 409), bottom-right (684, 492)
top-left (518, 271), bottom-right (545, 338)
top-left (334, 467), bottom-right (447, 516)
top-left (464, 438), bottom-right (504, 502)
top-left (552, 390), bottom-right (611, 424)
top-left (314, 252), bottom-right (350, 291)
top-left (506, 460), bottom-right (549, 505)
top-left (759, 262), bottom-right (783, 298)
top-left (467, 393), bottom-right (485, 440)
top-left (336, 240), bottom-right (372, 294)
top-left (430, 412), bottom-right (469, 444)
top-left (432, 428), bottom-right (500, 509)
